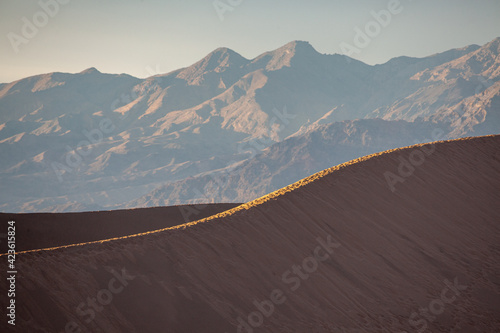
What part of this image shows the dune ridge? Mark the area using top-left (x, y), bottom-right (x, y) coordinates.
top-left (5, 136), bottom-right (486, 256)
top-left (1, 135), bottom-right (499, 332)
top-left (0, 203), bottom-right (241, 253)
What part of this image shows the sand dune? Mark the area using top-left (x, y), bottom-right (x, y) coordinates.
top-left (1, 135), bottom-right (499, 332)
top-left (0, 203), bottom-right (240, 253)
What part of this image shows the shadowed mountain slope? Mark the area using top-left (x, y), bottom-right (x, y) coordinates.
top-left (1, 136), bottom-right (499, 332)
top-left (125, 118), bottom-right (450, 208)
top-left (1, 38), bottom-right (497, 213)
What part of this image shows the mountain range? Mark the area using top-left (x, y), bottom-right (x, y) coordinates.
top-left (0, 37), bottom-right (499, 212)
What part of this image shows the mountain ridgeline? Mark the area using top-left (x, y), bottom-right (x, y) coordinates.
top-left (0, 38), bottom-right (499, 212)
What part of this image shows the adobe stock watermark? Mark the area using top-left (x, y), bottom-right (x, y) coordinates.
top-left (51, 118), bottom-right (115, 182)
top-left (474, 75), bottom-right (495, 95)
top-left (437, 75), bottom-right (495, 121)
top-left (450, 75), bottom-right (495, 118)
top-left (383, 74), bottom-right (496, 192)
top-left (179, 106), bottom-right (295, 223)
top-left (51, 64), bottom-right (162, 182)
top-left (60, 267), bottom-right (135, 333)
top-left (7, 0), bottom-right (70, 54)
top-left (400, 277), bottom-right (467, 333)
top-left (339, 0), bottom-right (405, 63)
top-left (213, 0), bottom-right (244, 21)
top-left (110, 64), bottom-right (164, 112)
top-left (384, 128), bottom-right (445, 192)
top-left (235, 234), bottom-right (341, 333)
top-left (236, 106), bottom-right (296, 160)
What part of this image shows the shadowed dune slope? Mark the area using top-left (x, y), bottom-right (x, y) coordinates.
top-left (0, 203), bottom-right (241, 252)
top-left (2, 135), bottom-right (500, 332)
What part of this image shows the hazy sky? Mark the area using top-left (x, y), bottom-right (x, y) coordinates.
top-left (1, 0), bottom-right (499, 83)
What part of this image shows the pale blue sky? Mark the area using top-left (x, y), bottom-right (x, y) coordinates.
top-left (1, 0), bottom-right (499, 83)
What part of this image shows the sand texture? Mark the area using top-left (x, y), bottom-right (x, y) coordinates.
top-left (1, 135), bottom-right (499, 332)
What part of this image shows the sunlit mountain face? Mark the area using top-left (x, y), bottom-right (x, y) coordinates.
top-left (0, 38), bottom-right (498, 213)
